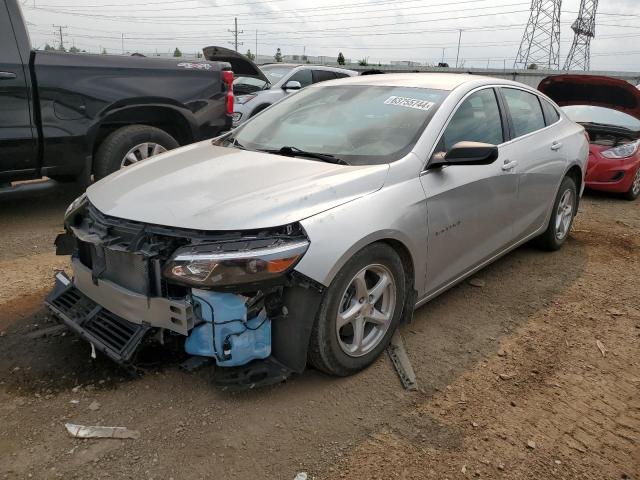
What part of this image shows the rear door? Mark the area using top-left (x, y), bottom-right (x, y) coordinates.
top-left (0, 1), bottom-right (36, 177)
top-left (499, 87), bottom-right (567, 239)
top-left (421, 87), bottom-right (518, 295)
top-left (311, 69), bottom-right (338, 84)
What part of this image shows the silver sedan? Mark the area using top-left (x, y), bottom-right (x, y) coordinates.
top-left (50, 74), bottom-right (588, 385)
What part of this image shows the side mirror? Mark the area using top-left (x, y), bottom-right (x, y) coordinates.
top-left (283, 80), bottom-right (302, 91)
top-left (428, 141), bottom-right (499, 169)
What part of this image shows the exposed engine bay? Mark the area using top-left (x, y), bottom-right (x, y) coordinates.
top-left (581, 122), bottom-right (640, 147)
top-left (46, 197), bottom-right (323, 388)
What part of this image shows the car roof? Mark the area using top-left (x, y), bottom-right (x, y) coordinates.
top-left (311, 72), bottom-right (526, 91)
top-left (261, 63), bottom-right (356, 73)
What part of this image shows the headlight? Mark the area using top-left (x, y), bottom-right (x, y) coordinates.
top-left (235, 94), bottom-right (257, 105)
top-left (163, 239), bottom-right (309, 287)
top-left (602, 140), bottom-right (639, 159)
top-left (64, 193), bottom-right (87, 222)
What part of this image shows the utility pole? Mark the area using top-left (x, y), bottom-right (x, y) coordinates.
top-left (228, 17), bottom-right (243, 52)
top-left (255, 30), bottom-right (258, 60)
top-left (121, 34), bottom-right (125, 55)
top-left (53, 24), bottom-right (67, 50)
top-left (455, 29), bottom-right (463, 68)
top-left (441, 47), bottom-right (446, 64)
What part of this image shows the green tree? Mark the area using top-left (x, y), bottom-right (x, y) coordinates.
top-left (101, 48), bottom-right (107, 55)
top-left (69, 46), bottom-right (80, 53)
top-left (527, 63), bottom-right (539, 70)
top-left (43, 43), bottom-right (55, 51)
top-left (358, 58), bottom-right (368, 66)
top-left (274, 48), bottom-right (283, 62)
top-left (245, 49), bottom-right (255, 61)
top-left (57, 44), bottom-right (67, 52)
top-left (173, 47), bottom-right (182, 58)
top-left (337, 52), bottom-right (345, 65)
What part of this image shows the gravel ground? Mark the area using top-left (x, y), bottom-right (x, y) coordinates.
top-left (0, 183), bottom-right (638, 480)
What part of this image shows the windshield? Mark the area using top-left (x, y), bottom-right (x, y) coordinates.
top-left (562, 105), bottom-right (640, 130)
top-left (234, 76), bottom-right (268, 93)
top-left (261, 65), bottom-right (295, 84)
top-left (219, 85), bottom-right (448, 165)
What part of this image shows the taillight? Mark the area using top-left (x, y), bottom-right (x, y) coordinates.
top-left (222, 70), bottom-right (234, 115)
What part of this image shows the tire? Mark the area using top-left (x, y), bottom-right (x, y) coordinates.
top-left (622, 167), bottom-right (640, 201)
top-left (93, 125), bottom-right (179, 180)
top-left (536, 176), bottom-right (578, 251)
top-left (308, 243), bottom-right (406, 377)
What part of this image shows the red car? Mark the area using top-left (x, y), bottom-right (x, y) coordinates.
top-left (539, 75), bottom-right (640, 201)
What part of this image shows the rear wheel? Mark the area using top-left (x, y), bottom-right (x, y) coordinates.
top-left (623, 167), bottom-right (640, 201)
top-left (536, 176), bottom-right (577, 251)
top-left (308, 243), bottom-right (406, 377)
top-left (93, 125), bottom-right (178, 180)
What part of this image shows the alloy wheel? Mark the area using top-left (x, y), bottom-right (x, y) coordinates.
top-left (336, 264), bottom-right (397, 357)
top-left (555, 189), bottom-right (574, 240)
top-left (121, 142), bottom-right (167, 168)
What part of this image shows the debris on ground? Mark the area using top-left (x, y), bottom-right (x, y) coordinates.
top-left (25, 324), bottom-right (66, 340)
top-left (527, 440), bottom-right (536, 450)
top-left (468, 278), bottom-right (486, 288)
top-left (88, 400), bottom-right (101, 411)
top-left (386, 331), bottom-right (417, 390)
top-left (596, 340), bottom-right (607, 357)
top-left (293, 472), bottom-right (308, 480)
top-left (64, 423), bottom-right (140, 440)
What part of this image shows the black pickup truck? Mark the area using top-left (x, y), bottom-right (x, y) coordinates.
top-left (0, 0), bottom-right (260, 185)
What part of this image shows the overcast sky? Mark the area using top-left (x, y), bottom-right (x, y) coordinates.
top-left (20, 0), bottom-right (640, 71)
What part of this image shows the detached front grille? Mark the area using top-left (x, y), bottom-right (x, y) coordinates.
top-left (46, 280), bottom-right (150, 365)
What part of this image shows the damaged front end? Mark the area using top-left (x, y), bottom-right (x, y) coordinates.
top-left (46, 196), bottom-right (323, 388)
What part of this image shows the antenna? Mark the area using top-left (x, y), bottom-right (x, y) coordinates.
top-left (514, 0), bottom-right (562, 69)
top-left (563, 0), bottom-right (598, 70)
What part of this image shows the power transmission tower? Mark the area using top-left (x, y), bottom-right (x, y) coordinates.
top-left (228, 17), bottom-right (243, 52)
top-left (563, 0), bottom-right (598, 70)
top-left (514, 0), bottom-right (562, 70)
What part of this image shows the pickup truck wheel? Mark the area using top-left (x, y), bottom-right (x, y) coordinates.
top-left (94, 125), bottom-right (178, 180)
top-left (307, 243), bottom-right (405, 377)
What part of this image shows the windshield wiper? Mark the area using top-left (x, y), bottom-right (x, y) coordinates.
top-left (261, 146), bottom-right (349, 165)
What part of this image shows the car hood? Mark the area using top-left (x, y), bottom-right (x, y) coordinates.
top-left (87, 142), bottom-right (389, 231)
top-left (539, 74), bottom-right (640, 120)
top-left (202, 45), bottom-right (268, 83)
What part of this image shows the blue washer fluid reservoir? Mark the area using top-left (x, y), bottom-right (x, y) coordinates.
top-left (185, 289), bottom-right (271, 367)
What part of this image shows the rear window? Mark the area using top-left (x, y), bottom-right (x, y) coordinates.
top-left (312, 70), bottom-right (338, 83)
top-left (540, 98), bottom-right (561, 125)
top-left (503, 88), bottom-right (546, 138)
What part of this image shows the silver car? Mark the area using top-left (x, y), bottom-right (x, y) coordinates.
top-left (48, 74), bottom-right (588, 387)
top-left (231, 64), bottom-right (358, 127)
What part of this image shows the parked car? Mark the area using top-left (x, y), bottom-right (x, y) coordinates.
top-left (203, 48), bottom-right (357, 127)
top-left (48, 74), bottom-right (587, 388)
top-left (0, 0), bottom-right (257, 185)
top-left (539, 74), bottom-right (640, 200)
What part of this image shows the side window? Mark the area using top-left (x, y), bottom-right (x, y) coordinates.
top-left (287, 69), bottom-right (312, 88)
top-left (439, 88), bottom-right (504, 152)
top-left (333, 72), bottom-right (350, 79)
top-left (503, 88), bottom-right (546, 137)
top-left (540, 97), bottom-right (561, 125)
top-left (312, 70), bottom-right (337, 83)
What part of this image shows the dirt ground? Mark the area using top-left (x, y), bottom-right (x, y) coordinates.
top-left (0, 183), bottom-right (638, 480)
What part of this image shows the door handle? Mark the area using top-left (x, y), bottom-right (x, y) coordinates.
top-left (551, 141), bottom-right (563, 151)
top-left (0, 71), bottom-right (17, 80)
top-left (502, 159), bottom-right (518, 171)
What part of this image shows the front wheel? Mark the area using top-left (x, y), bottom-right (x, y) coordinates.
top-left (307, 243), bottom-right (406, 377)
top-left (536, 176), bottom-right (577, 251)
top-left (623, 167), bottom-right (640, 201)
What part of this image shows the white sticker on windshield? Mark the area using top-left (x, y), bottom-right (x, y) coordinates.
top-left (384, 96), bottom-right (435, 111)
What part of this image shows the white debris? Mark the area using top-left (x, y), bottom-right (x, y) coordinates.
top-left (596, 340), bottom-right (607, 357)
top-left (90, 343), bottom-right (97, 359)
top-left (64, 423), bottom-right (140, 439)
top-left (88, 401), bottom-right (101, 411)
top-left (293, 473), bottom-right (308, 480)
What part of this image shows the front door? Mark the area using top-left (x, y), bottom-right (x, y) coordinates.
top-left (420, 87), bottom-right (518, 296)
top-left (0, 3), bottom-right (36, 178)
